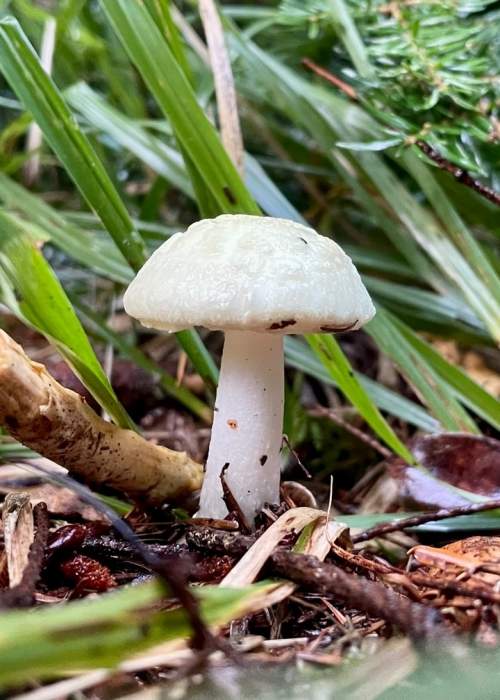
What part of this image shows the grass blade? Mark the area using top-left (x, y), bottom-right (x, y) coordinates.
top-left (0, 17), bottom-right (146, 272)
top-left (100, 0), bottom-right (259, 216)
top-left (66, 82), bottom-right (193, 197)
top-left (0, 211), bottom-right (133, 429)
top-left (75, 299), bottom-right (213, 422)
top-left (284, 337), bottom-right (441, 433)
top-left (392, 315), bottom-right (500, 431)
top-left (0, 578), bottom-right (279, 687)
top-left (367, 309), bottom-right (480, 434)
top-left (306, 334), bottom-right (415, 461)
top-left (0, 173), bottom-right (132, 284)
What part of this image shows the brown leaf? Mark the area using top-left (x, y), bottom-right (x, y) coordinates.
top-left (391, 433), bottom-right (500, 509)
top-left (412, 536), bottom-right (500, 589)
top-left (21, 484), bottom-right (109, 522)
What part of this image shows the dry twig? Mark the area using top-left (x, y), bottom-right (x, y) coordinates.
top-left (220, 464), bottom-right (252, 533)
top-left (271, 551), bottom-right (446, 640)
top-left (0, 331), bottom-right (202, 505)
top-left (416, 141), bottom-right (500, 207)
top-left (352, 498), bottom-right (500, 543)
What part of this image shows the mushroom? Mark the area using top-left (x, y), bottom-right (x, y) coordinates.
top-left (123, 215), bottom-right (375, 524)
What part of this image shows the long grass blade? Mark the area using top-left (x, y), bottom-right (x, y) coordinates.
top-left (306, 334), bottom-right (415, 461)
top-left (0, 174), bottom-right (132, 284)
top-left (100, 0), bottom-right (259, 216)
top-left (391, 315), bottom-right (500, 431)
top-left (74, 300), bottom-right (213, 423)
top-left (0, 17), bottom-right (147, 272)
top-left (367, 309), bottom-right (480, 434)
top-left (284, 337), bottom-right (440, 433)
top-left (0, 211), bottom-right (133, 429)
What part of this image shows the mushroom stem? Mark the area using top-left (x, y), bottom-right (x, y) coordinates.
top-left (198, 330), bottom-right (284, 524)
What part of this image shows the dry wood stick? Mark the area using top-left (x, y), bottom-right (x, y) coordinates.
top-left (352, 499), bottom-right (500, 543)
top-left (271, 551), bottom-right (446, 640)
top-left (0, 331), bottom-right (203, 506)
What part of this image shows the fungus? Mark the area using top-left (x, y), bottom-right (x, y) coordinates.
top-left (124, 215), bottom-right (375, 524)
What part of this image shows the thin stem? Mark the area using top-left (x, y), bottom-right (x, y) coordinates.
top-left (198, 331), bottom-right (284, 523)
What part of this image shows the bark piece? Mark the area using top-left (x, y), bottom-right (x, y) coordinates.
top-left (2, 492), bottom-right (34, 587)
top-left (0, 502), bottom-right (49, 608)
top-left (0, 330), bottom-right (203, 505)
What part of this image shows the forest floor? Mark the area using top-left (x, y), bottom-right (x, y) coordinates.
top-left (1, 318), bottom-right (500, 699)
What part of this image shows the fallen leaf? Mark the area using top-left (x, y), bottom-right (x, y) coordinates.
top-left (412, 537), bottom-right (500, 591)
top-left (390, 433), bottom-right (500, 509)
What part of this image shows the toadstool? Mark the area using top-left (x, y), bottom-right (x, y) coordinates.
top-left (123, 215), bottom-right (375, 524)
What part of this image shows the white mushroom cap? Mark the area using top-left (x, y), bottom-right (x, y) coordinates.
top-left (124, 215), bottom-right (375, 334)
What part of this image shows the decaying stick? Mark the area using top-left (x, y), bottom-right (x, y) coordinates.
top-left (0, 331), bottom-right (203, 505)
top-left (352, 498), bottom-right (500, 543)
top-left (186, 529), bottom-right (447, 639)
top-left (271, 551), bottom-right (447, 641)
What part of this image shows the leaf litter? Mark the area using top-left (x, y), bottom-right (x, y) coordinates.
top-left (0, 322), bottom-right (499, 698)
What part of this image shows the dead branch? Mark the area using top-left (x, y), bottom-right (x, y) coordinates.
top-left (407, 571), bottom-right (500, 606)
top-left (352, 498), bottom-right (500, 543)
top-left (416, 141), bottom-right (500, 207)
top-left (0, 331), bottom-right (203, 506)
top-left (271, 551), bottom-right (447, 641)
top-left (186, 525), bottom-right (257, 557)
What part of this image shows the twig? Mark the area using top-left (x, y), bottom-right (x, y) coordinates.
top-left (302, 58), bottom-right (358, 100)
top-left (183, 517), bottom-right (239, 531)
top-left (407, 571), bottom-right (500, 606)
top-left (333, 534), bottom-right (500, 606)
top-left (330, 540), bottom-right (396, 576)
top-left (0, 502), bottom-right (49, 608)
top-left (80, 535), bottom-right (184, 561)
top-left (352, 498), bottom-right (500, 543)
top-left (186, 526), bottom-right (257, 558)
top-left (282, 434), bottom-right (312, 478)
top-left (302, 59), bottom-right (500, 208)
top-left (199, 0), bottom-right (244, 174)
top-left (309, 406), bottom-right (391, 459)
top-left (270, 551), bottom-right (447, 640)
top-left (23, 18), bottom-right (57, 185)
top-left (220, 464), bottom-right (252, 534)
top-left (0, 330), bottom-right (202, 505)
top-left (416, 141), bottom-right (500, 207)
